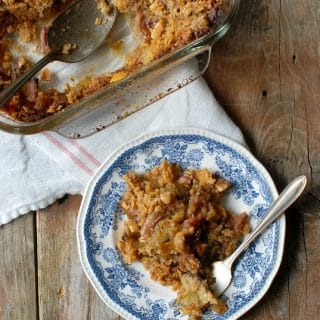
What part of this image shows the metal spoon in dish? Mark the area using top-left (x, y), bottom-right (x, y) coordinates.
top-left (212, 175), bottom-right (307, 296)
top-left (0, 0), bottom-right (116, 107)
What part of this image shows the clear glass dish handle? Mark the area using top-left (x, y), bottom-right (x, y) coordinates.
top-left (55, 45), bottom-right (212, 138)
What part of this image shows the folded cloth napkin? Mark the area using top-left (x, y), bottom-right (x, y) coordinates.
top-left (0, 75), bottom-right (246, 226)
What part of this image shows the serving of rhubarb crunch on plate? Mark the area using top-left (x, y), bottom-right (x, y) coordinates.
top-left (118, 160), bottom-right (249, 319)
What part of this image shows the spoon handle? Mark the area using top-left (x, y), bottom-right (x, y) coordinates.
top-left (224, 175), bottom-right (307, 269)
top-left (0, 53), bottom-right (54, 107)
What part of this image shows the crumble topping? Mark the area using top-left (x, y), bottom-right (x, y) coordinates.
top-left (0, 0), bottom-right (223, 122)
top-left (62, 42), bottom-right (77, 54)
top-left (118, 160), bottom-right (249, 319)
top-left (39, 68), bottom-right (52, 81)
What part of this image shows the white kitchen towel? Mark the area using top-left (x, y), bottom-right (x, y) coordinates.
top-left (0, 76), bottom-right (246, 226)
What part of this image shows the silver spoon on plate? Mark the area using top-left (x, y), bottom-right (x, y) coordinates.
top-left (0, 0), bottom-right (116, 107)
top-left (212, 175), bottom-right (307, 296)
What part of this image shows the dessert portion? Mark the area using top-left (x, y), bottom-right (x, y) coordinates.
top-left (118, 160), bottom-right (249, 319)
top-left (0, 1), bottom-right (224, 122)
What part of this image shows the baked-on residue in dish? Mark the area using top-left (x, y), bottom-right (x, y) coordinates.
top-left (0, 0), bottom-right (223, 122)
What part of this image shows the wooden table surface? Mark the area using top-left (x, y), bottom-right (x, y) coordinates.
top-left (1, 0), bottom-right (320, 319)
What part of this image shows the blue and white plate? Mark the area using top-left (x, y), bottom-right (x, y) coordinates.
top-left (77, 128), bottom-right (285, 320)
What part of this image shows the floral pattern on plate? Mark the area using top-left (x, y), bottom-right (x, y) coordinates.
top-left (77, 128), bottom-right (285, 320)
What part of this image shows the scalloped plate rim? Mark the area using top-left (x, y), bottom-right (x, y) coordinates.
top-left (77, 127), bottom-right (285, 320)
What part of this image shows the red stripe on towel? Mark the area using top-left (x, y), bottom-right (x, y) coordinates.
top-left (68, 140), bottom-right (101, 167)
top-left (43, 132), bottom-right (94, 176)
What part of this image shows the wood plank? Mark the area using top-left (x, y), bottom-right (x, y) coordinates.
top-left (206, 0), bottom-right (313, 184)
top-left (0, 213), bottom-right (38, 320)
top-left (206, 1), bottom-right (290, 317)
top-left (304, 209), bottom-right (320, 319)
top-left (205, 0), bottom-right (319, 319)
top-left (36, 195), bottom-right (121, 320)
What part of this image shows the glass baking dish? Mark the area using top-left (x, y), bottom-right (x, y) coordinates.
top-left (0, 0), bottom-right (240, 138)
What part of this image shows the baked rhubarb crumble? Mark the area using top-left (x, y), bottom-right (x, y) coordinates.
top-left (0, 0), bottom-right (223, 122)
top-left (118, 160), bottom-right (249, 319)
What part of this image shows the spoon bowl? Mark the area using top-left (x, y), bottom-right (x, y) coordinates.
top-left (212, 175), bottom-right (307, 296)
top-left (0, 0), bottom-right (116, 107)
top-left (48, 0), bottom-right (116, 63)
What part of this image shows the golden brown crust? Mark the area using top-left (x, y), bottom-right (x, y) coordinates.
top-left (0, 0), bottom-right (223, 122)
top-left (118, 160), bottom-right (249, 319)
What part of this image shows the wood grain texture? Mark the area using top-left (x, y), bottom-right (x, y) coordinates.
top-left (205, 0), bottom-right (320, 319)
top-left (0, 213), bottom-right (37, 320)
top-left (1, 0), bottom-right (320, 319)
top-left (36, 196), bottom-right (120, 320)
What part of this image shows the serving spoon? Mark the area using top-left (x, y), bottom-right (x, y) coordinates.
top-left (212, 175), bottom-right (307, 296)
top-left (0, 0), bottom-right (116, 107)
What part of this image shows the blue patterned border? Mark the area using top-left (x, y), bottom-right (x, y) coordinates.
top-left (82, 133), bottom-right (281, 320)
